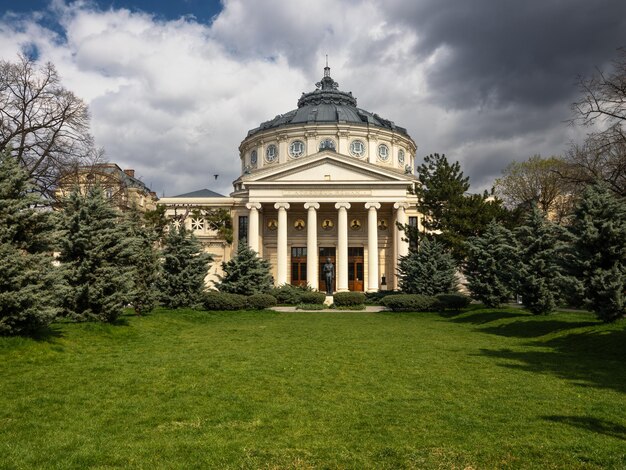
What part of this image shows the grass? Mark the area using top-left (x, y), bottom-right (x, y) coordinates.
top-left (1, 306), bottom-right (625, 469)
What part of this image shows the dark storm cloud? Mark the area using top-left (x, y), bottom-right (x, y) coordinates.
top-left (386, 0), bottom-right (626, 110)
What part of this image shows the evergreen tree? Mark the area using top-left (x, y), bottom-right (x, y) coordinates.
top-left (0, 152), bottom-right (59, 334)
top-left (514, 206), bottom-right (567, 314)
top-left (568, 183), bottom-right (626, 322)
top-left (159, 224), bottom-right (212, 308)
top-left (412, 153), bottom-right (510, 259)
top-left (57, 187), bottom-right (133, 322)
top-left (216, 243), bottom-right (273, 295)
top-left (397, 238), bottom-right (458, 295)
top-left (464, 221), bottom-right (519, 307)
top-left (125, 206), bottom-right (161, 315)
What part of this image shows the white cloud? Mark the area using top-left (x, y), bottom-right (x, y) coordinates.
top-left (0, 0), bottom-right (589, 196)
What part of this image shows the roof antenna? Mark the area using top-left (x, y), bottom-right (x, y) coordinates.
top-left (324, 54), bottom-right (330, 77)
top-left (214, 174), bottom-right (219, 180)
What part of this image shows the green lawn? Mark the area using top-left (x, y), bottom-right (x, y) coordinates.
top-left (1, 307), bottom-right (625, 469)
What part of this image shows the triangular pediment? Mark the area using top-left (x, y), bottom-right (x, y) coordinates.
top-left (242, 151), bottom-right (414, 185)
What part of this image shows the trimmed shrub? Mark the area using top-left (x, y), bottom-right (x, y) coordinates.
top-left (436, 293), bottom-right (471, 312)
top-left (246, 294), bottom-right (277, 310)
top-left (296, 303), bottom-right (326, 311)
top-left (202, 291), bottom-right (246, 311)
top-left (382, 294), bottom-right (439, 312)
top-left (364, 290), bottom-right (401, 305)
top-left (270, 284), bottom-right (311, 305)
top-left (334, 305), bottom-right (366, 311)
top-left (333, 292), bottom-right (366, 307)
top-left (300, 291), bottom-right (326, 305)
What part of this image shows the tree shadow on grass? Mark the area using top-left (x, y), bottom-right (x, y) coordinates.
top-left (30, 325), bottom-right (64, 342)
top-left (479, 319), bottom-right (599, 338)
top-left (446, 309), bottom-right (528, 324)
top-left (543, 415), bottom-right (626, 440)
top-left (478, 328), bottom-right (626, 393)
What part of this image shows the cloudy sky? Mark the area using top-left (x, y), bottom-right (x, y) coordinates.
top-left (1, 0), bottom-right (625, 196)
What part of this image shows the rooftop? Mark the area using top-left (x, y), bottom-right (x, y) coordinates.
top-left (171, 188), bottom-right (225, 198)
top-left (246, 65), bottom-right (409, 138)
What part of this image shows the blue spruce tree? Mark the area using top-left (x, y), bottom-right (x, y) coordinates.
top-left (57, 187), bottom-right (134, 322)
top-left (568, 183), bottom-right (626, 322)
top-left (465, 220), bottom-right (519, 307)
top-left (0, 152), bottom-right (59, 334)
top-left (159, 224), bottom-right (212, 308)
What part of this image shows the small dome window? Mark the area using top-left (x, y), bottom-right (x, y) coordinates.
top-left (350, 140), bottom-right (366, 157)
top-left (398, 149), bottom-right (405, 166)
top-left (319, 139), bottom-right (336, 151)
top-left (265, 144), bottom-right (278, 163)
top-left (289, 140), bottom-right (305, 158)
top-left (378, 144), bottom-right (390, 162)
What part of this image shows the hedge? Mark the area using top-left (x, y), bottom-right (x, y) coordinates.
top-left (381, 294), bottom-right (439, 312)
top-left (364, 290), bottom-right (401, 305)
top-left (296, 303), bottom-right (326, 311)
top-left (300, 291), bottom-right (326, 305)
top-left (246, 293), bottom-right (278, 310)
top-left (202, 291), bottom-right (247, 311)
top-left (436, 293), bottom-right (471, 311)
top-left (270, 284), bottom-right (311, 305)
top-left (333, 292), bottom-right (366, 307)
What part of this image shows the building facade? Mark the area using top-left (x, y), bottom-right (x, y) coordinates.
top-left (159, 66), bottom-right (422, 292)
top-left (56, 163), bottom-right (158, 212)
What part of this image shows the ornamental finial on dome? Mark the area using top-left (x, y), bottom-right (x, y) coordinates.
top-left (316, 56), bottom-right (339, 91)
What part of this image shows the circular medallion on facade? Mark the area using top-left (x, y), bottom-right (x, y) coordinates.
top-left (398, 149), bottom-right (405, 166)
top-left (250, 149), bottom-right (258, 166)
top-left (265, 144), bottom-right (278, 163)
top-left (350, 219), bottom-right (362, 230)
top-left (321, 219), bottom-right (334, 230)
top-left (378, 144), bottom-right (390, 161)
top-left (267, 218), bottom-right (278, 230)
top-left (294, 219), bottom-right (305, 230)
top-left (378, 219), bottom-right (388, 231)
top-left (289, 140), bottom-right (305, 158)
top-left (319, 138), bottom-right (336, 151)
top-left (350, 139), bottom-right (366, 157)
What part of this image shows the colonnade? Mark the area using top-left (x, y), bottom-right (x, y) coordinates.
top-left (247, 201), bottom-right (411, 293)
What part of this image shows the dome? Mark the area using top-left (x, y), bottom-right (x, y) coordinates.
top-left (246, 65), bottom-right (409, 138)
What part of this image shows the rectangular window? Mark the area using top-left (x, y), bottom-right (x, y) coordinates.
top-left (238, 215), bottom-right (248, 246)
top-left (348, 247), bottom-right (364, 257)
top-left (291, 247), bottom-right (307, 257)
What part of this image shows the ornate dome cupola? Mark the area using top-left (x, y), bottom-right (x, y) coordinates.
top-left (297, 64), bottom-right (357, 108)
top-left (238, 62), bottom-right (417, 179)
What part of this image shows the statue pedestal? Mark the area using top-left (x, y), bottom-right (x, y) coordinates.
top-left (324, 296), bottom-right (333, 307)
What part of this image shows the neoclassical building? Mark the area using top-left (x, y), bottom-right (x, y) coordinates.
top-left (159, 66), bottom-right (421, 292)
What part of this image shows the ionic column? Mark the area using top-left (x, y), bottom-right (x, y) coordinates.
top-left (365, 202), bottom-right (381, 292)
top-left (335, 202), bottom-right (351, 292)
top-left (304, 202), bottom-right (320, 290)
top-left (246, 202), bottom-right (262, 254)
top-left (394, 202), bottom-right (410, 258)
top-left (274, 202), bottom-right (290, 285)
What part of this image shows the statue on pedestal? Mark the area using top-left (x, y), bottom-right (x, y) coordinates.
top-left (322, 257), bottom-right (334, 295)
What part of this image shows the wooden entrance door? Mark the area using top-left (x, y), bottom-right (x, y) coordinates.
top-left (291, 247), bottom-right (307, 287)
top-left (319, 247), bottom-right (336, 294)
top-left (348, 247), bottom-right (364, 292)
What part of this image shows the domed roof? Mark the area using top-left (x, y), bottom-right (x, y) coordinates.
top-left (246, 65), bottom-right (409, 138)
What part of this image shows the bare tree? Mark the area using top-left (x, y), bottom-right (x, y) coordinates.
top-left (563, 131), bottom-right (626, 197)
top-left (495, 155), bottom-right (575, 223)
top-left (566, 48), bottom-right (626, 196)
top-left (0, 53), bottom-right (95, 198)
top-left (572, 48), bottom-right (626, 127)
